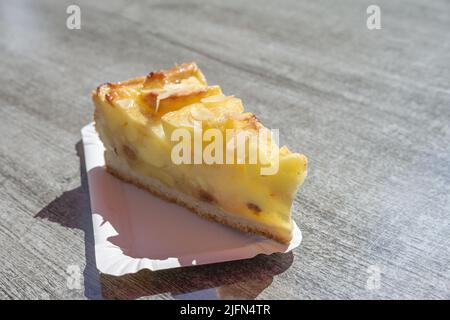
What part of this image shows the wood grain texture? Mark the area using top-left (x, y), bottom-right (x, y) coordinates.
top-left (0, 0), bottom-right (449, 299)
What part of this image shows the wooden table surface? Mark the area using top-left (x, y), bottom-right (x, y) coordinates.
top-left (0, 0), bottom-right (449, 299)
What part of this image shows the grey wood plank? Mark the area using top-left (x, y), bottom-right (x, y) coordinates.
top-left (0, 0), bottom-right (449, 299)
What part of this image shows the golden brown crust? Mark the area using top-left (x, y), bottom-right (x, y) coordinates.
top-left (106, 164), bottom-right (291, 244)
top-left (92, 63), bottom-right (214, 114)
top-left (142, 85), bottom-right (222, 112)
top-left (143, 71), bottom-right (167, 89)
top-left (93, 81), bottom-right (137, 99)
top-left (143, 62), bottom-right (206, 88)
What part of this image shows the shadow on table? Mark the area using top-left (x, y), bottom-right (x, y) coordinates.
top-left (99, 252), bottom-right (292, 299)
top-left (35, 141), bottom-right (294, 299)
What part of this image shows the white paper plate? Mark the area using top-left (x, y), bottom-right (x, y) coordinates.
top-left (81, 123), bottom-right (302, 276)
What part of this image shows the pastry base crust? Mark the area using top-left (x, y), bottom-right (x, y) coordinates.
top-left (104, 151), bottom-right (292, 244)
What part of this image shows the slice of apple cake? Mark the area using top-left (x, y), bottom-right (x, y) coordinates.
top-left (92, 62), bottom-right (307, 243)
